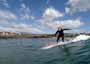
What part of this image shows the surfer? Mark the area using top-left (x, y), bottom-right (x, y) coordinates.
top-left (55, 27), bottom-right (70, 43)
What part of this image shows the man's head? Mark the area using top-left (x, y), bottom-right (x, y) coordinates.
top-left (58, 27), bottom-right (62, 30)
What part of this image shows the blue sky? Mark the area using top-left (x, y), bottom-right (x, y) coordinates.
top-left (0, 0), bottom-right (90, 34)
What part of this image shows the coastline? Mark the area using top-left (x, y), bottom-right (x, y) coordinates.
top-left (0, 33), bottom-right (80, 39)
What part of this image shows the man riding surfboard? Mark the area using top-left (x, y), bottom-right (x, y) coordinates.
top-left (55, 27), bottom-right (70, 43)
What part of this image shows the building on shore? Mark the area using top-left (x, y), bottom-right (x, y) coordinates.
top-left (0, 31), bottom-right (17, 36)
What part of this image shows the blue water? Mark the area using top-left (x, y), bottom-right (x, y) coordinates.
top-left (0, 38), bottom-right (90, 64)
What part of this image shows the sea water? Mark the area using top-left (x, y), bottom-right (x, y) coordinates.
top-left (0, 37), bottom-right (90, 64)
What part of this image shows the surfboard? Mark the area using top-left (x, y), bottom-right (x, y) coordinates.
top-left (40, 35), bottom-right (90, 50)
top-left (40, 41), bottom-right (72, 50)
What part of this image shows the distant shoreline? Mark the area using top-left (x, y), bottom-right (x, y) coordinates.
top-left (0, 33), bottom-right (80, 39)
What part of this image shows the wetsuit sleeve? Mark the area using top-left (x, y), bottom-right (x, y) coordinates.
top-left (55, 31), bottom-right (58, 36)
top-left (63, 28), bottom-right (71, 30)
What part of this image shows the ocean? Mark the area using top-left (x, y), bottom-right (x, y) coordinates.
top-left (0, 37), bottom-right (90, 64)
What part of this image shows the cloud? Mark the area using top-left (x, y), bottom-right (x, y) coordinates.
top-left (66, 0), bottom-right (90, 14)
top-left (59, 19), bottom-right (84, 28)
top-left (21, 3), bottom-right (26, 9)
top-left (0, 19), bottom-right (44, 34)
top-left (40, 19), bottom-right (84, 30)
top-left (46, 0), bottom-right (50, 4)
top-left (38, 7), bottom-right (83, 30)
top-left (43, 7), bottom-right (64, 20)
top-left (0, 26), bottom-right (17, 32)
top-left (0, 5), bottom-right (38, 33)
top-left (11, 23), bottom-right (44, 33)
top-left (38, 7), bottom-right (83, 31)
top-left (0, 10), bottom-right (17, 20)
top-left (20, 13), bottom-right (35, 20)
top-left (38, 7), bottom-right (64, 29)
top-left (0, 0), bottom-right (9, 8)
top-left (20, 3), bottom-right (35, 20)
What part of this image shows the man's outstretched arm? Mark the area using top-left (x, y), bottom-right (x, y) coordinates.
top-left (63, 28), bottom-right (71, 30)
top-left (55, 31), bottom-right (58, 36)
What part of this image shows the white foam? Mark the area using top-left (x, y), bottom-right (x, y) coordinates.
top-left (72, 35), bottom-right (90, 42)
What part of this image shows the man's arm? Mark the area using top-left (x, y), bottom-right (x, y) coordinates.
top-left (63, 28), bottom-right (71, 30)
top-left (55, 31), bottom-right (58, 36)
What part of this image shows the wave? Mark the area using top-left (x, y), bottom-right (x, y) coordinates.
top-left (72, 35), bottom-right (90, 42)
top-left (41, 35), bottom-right (90, 50)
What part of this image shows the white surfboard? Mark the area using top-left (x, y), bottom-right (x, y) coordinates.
top-left (40, 41), bottom-right (72, 50)
top-left (40, 35), bottom-right (90, 50)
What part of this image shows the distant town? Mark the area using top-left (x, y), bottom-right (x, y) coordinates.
top-left (0, 31), bottom-right (90, 39)
top-left (0, 31), bottom-right (54, 38)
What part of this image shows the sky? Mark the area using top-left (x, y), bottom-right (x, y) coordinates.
top-left (0, 0), bottom-right (90, 34)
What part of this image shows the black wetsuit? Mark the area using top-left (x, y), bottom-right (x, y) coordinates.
top-left (55, 28), bottom-right (70, 42)
top-left (55, 29), bottom-right (64, 42)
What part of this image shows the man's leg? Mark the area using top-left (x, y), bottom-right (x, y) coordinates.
top-left (57, 36), bottom-right (60, 43)
top-left (62, 36), bottom-right (64, 42)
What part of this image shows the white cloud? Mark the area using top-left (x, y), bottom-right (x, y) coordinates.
top-left (12, 23), bottom-right (44, 33)
top-left (43, 7), bottom-right (64, 20)
top-left (20, 13), bottom-right (35, 20)
top-left (0, 26), bottom-right (17, 32)
top-left (66, 0), bottom-right (90, 14)
top-left (20, 3), bottom-right (35, 20)
top-left (0, 0), bottom-right (9, 8)
top-left (60, 19), bottom-right (84, 28)
top-left (21, 3), bottom-right (26, 9)
top-left (38, 7), bottom-right (83, 30)
top-left (0, 10), bottom-right (17, 20)
top-left (40, 19), bottom-right (84, 30)
top-left (65, 7), bottom-right (71, 14)
top-left (0, 2), bottom-right (43, 34)
top-left (46, 0), bottom-right (50, 4)
top-left (0, 20), bottom-right (44, 34)
top-left (38, 7), bottom-right (64, 29)
top-left (38, 7), bottom-right (84, 30)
